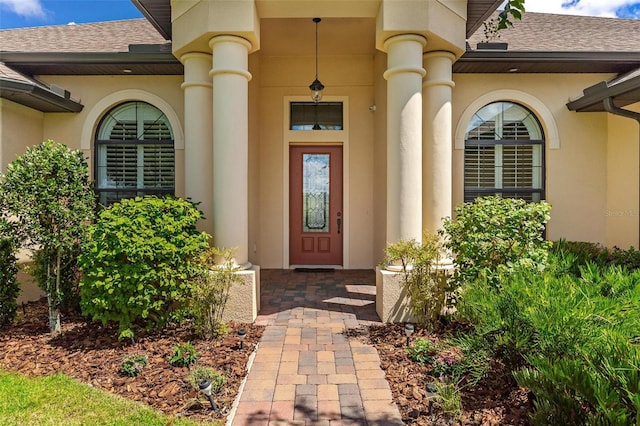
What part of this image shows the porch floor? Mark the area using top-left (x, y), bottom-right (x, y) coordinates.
top-left (231, 269), bottom-right (403, 425)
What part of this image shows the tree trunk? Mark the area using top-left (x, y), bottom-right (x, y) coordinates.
top-left (48, 253), bottom-right (61, 334)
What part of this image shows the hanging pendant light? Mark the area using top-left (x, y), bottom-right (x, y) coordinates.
top-left (309, 17), bottom-right (324, 103)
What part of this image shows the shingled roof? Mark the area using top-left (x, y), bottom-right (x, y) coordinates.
top-left (467, 12), bottom-right (640, 52)
top-left (0, 19), bottom-right (167, 53)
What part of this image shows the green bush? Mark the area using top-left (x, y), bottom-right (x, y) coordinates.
top-left (551, 240), bottom-right (640, 274)
top-left (0, 140), bottom-right (96, 334)
top-left (550, 240), bottom-right (608, 277)
top-left (443, 196), bottom-right (551, 288)
top-left (457, 254), bottom-right (640, 424)
top-left (79, 196), bottom-right (209, 337)
top-left (607, 246), bottom-right (640, 271)
top-left (190, 247), bottom-right (241, 340)
top-left (383, 234), bottom-right (450, 326)
top-left (0, 239), bottom-right (19, 329)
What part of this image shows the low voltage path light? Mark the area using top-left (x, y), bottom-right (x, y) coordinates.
top-left (237, 328), bottom-right (247, 350)
top-left (404, 323), bottom-right (415, 346)
top-left (199, 379), bottom-right (218, 410)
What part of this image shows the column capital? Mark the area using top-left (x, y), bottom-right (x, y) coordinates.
top-left (422, 50), bottom-right (456, 62)
top-left (383, 34), bottom-right (427, 51)
top-left (423, 50), bottom-right (455, 88)
top-left (180, 51), bottom-right (212, 63)
top-left (383, 34), bottom-right (427, 81)
top-left (208, 35), bottom-right (253, 82)
top-left (209, 35), bottom-right (253, 51)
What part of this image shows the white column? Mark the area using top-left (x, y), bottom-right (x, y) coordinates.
top-left (209, 35), bottom-right (252, 267)
top-left (383, 34), bottom-right (427, 244)
top-left (422, 51), bottom-right (455, 234)
top-left (181, 52), bottom-right (213, 237)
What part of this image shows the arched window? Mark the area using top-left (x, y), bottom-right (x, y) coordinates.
top-left (464, 101), bottom-right (544, 202)
top-left (95, 101), bottom-right (174, 206)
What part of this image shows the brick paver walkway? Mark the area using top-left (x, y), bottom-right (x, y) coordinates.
top-left (230, 269), bottom-right (404, 425)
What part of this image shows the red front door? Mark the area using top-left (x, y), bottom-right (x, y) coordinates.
top-left (289, 145), bottom-right (343, 265)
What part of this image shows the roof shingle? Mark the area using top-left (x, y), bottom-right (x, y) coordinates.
top-left (468, 12), bottom-right (640, 52)
top-left (0, 19), bottom-right (166, 53)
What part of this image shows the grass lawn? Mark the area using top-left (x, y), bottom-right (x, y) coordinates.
top-left (0, 370), bottom-right (220, 426)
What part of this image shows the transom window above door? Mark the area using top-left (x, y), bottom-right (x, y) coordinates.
top-left (95, 101), bottom-right (175, 206)
top-left (290, 102), bottom-right (343, 130)
top-left (464, 101), bottom-right (545, 203)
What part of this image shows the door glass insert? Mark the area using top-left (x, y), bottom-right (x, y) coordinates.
top-left (303, 153), bottom-right (330, 232)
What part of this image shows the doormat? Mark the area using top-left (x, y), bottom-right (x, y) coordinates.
top-left (294, 268), bottom-right (335, 273)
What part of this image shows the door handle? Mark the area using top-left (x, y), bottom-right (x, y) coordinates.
top-left (337, 218), bottom-right (342, 234)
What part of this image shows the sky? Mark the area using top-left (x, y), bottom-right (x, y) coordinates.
top-left (0, 0), bottom-right (639, 30)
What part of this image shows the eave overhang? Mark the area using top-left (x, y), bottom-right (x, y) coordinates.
top-left (455, 51), bottom-right (640, 74)
top-left (129, 0), bottom-right (503, 41)
top-left (567, 67), bottom-right (640, 113)
top-left (466, 0), bottom-right (504, 38)
top-left (131, 0), bottom-right (171, 40)
top-left (0, 51), bottom-right (183, 76)
top-left (0, 78), bottom-right (83, 112)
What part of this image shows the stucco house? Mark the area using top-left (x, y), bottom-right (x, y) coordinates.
top-left (1, 0), bottom-right (639, 321)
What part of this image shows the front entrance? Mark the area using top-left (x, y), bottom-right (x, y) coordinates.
top-left (289, 145), bottom-right (343, 265)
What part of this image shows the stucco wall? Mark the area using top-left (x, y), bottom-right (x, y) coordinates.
top-left (606, 104), bottom-right (640, 249)
top-left (452, 73), bottom-right (613, 246)
top-left (36, 75), bottom-right (186, 197)
top-left (0, 99), bottom-right (44, 172)
top-left (256, 54), bottom-right (376, 268)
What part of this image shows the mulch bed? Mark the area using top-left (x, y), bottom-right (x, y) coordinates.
top-left (2, 301), bottom-right (532, 425)
top-left (357, 323), bottom-right (532, 425)
top-left (0, 299), bottom-right (264, 423)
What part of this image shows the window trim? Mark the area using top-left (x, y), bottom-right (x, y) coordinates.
top-left (94, 101), bottom-right (176, 206)
top-left (463, 101), bottom-right (546, 203)
top-left (289, 101), bottom-right (344, 131)
top-left (454, 89), bottom-right (560, 150)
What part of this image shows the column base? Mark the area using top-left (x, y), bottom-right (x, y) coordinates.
top-left (375, 260), bottom-right (455, 323)
top-left (376, 266), bottom-right (417, 323)
top-left (222, 265), bottom-right (260, 323)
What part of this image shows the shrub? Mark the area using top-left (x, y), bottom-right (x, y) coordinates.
top-left (169, 342), bottom-right (198, 367)
top-left (187, 366), bottom-right (226, 393)
top-left (550, 240), bottom-right (608, 277)
top-left (79, 196), bottom-right (209, 338)
top-left (120, 354), bottom-right (148, 377)
top-left (0, 239), bottom-right (19, 329)
top-left (515, 339), bottom-right (640, 425)
top-left (457, 255), bottom-right (640, 423)
top-left (607, 246), bottom-right (640, 271)
top-left (383, 233), bottom-right (451, 326)
top-left (190, 247), bottom-right (241, 339)
top-left (0, 140), bottom-right (95, 333)
top-left (443, 196), bottom-right (551, 288)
